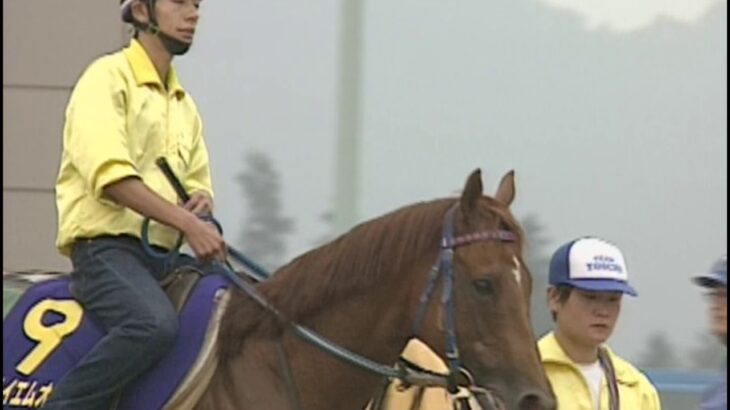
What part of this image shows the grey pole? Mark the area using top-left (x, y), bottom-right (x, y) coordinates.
top-left (333, 0), bottom-right (364, 235)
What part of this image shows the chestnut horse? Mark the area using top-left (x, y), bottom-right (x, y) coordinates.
top-left (195, 169), bottom-right (555, 410)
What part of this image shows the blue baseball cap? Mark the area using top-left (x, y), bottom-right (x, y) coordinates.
top-left (549, 237), bottom-right (638, 296)
top-left (692, 255), bottom-right (727, 288)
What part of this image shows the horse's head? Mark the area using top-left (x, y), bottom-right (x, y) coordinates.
top-left (412, 169), bottom-right (555, 410)
top-left (215, 167), bottom-right (556, 410)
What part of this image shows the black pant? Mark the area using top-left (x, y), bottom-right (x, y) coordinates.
top-left (42, 235), bottom-right (225, 410)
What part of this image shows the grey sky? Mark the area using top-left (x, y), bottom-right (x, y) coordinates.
top-left (540, 0), bottom-right (722, 32)
top-left (177, 0), bottom-right (727, 364)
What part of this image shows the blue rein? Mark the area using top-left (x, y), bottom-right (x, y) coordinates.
top-left (142, 158), bottom-right (517, 400)
top-left (141, 157), bottom-right (269, 282)
top-left (139, 158), bottom-right (454, 388)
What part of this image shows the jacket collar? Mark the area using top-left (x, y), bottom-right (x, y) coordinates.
top-left (123, 39), bottom-right (185, 98)
top-left (539, 332), bottom-right (640, 385)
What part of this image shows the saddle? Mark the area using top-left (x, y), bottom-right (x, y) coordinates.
top-left (2, 268), bottom-right (231, 410)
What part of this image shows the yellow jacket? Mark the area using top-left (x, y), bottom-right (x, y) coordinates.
top-left (538, 332), bottom-right (661, 410)
top-left (55, 39), bottom-right (212, 255)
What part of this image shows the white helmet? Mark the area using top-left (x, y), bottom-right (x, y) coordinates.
top-left (120, 0), bottom-right (142, 24)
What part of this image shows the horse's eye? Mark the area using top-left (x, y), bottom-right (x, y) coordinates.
top-left (473, 279), bottom-right (495, 295)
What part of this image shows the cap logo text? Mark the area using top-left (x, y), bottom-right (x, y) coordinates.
top-left (585, 255), bottom-right (623, 273)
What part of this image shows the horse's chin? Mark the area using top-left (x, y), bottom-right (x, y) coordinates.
top-left (475, 392), bottom-right (506, 410)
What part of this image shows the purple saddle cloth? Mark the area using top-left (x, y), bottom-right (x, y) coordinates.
top-left (3, 274), bottom-right (230, 410)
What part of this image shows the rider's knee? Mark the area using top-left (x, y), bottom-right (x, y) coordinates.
top-left (128, 308), bottom-right (179, 356)
top-left (148, 311), bottom-right (179, 353)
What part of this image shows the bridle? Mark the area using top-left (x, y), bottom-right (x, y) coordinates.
top-left (411, 204), bottom-right (517, 396)
top-left (143, 158), bottom-right (519, 409)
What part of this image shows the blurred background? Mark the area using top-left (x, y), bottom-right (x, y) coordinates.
top-left (3, 0), bottom-right (727, 407)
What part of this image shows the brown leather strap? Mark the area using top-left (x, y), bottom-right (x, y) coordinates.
top-left (275, 341), bottom-right (303, 410)
top-left (598, 347), bottom-right (620, 410)
top-left (409, 386), bottom-right (426, 410)
top-left (453, 396), bottom-right (473, 410)
top-left (369, 377), bottom-right (392, 410)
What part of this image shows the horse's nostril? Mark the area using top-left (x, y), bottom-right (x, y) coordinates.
top-left (517, 391), bottom-right (556, 410)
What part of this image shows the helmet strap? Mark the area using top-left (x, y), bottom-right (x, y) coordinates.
top-left (135, 0), bottom-right (192, 56)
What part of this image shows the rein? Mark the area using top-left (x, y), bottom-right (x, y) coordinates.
top-left (144, 157), bottom-right (516, 409)
top-left (141, 157), bottom-right (269, 282)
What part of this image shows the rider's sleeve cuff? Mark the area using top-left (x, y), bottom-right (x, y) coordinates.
top-left (92, 160), bottom-right (140, 208)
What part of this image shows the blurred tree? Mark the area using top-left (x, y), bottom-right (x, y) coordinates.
top-left (521, 214), bottom-right (553, 338)
top-left (237, 151), bottom-right (295, 272)
top-left (687, 332), bottom-right (726, 370)
top-left (638, 331), bottom-right (682, 369)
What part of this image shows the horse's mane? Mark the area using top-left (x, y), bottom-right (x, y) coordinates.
top-left (217, 196), bottom-right (523, 360)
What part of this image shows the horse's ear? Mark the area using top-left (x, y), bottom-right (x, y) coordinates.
top-left (460, 168), bottom-right (483, 216)
top-left (494, 170), bottom-right (515, 206)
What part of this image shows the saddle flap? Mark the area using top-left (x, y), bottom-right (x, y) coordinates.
top-left (161, 289), bottom-right (230, 410)
top-left (162, 268), bottom-right (205, 313)
top-left (3, 271), bottom-right (231, 410)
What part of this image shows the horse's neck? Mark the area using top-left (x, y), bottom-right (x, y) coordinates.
top-left (209, 265), bottom-right (424, 410)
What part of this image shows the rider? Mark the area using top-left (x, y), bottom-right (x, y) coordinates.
top-left (692, 254), bottom-right (726, 410)
top-left (537, 236), bottom-right (661, 410)
top-left (44, 0), bottom-right (227, 408)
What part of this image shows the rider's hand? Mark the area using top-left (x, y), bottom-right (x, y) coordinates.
top-left (182, 214), bottom-right (227, 263)
top-left (183, 192), bottom-right (214, 216)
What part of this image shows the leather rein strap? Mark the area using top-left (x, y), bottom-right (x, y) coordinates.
top-left (147, 158), bottom-right (517, 409)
